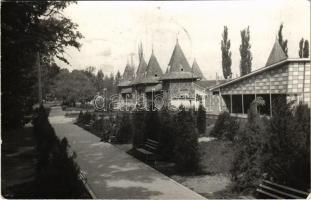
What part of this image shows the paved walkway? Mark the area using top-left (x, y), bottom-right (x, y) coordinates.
top-left (49, 107), bottom-right (205, 199)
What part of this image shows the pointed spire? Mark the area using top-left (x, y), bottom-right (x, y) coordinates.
top-left (167, 39), bottom-right (191, 72)
top-left (192, 58), bottom-right (205, 80)
top-left (138, 42), bottom-right (143, 62)
top-left (265, 39), bottom-right (288, 66)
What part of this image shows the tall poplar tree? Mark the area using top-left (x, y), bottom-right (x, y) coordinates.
top-left (239, 26), bottom-right (252, 76)
top-left (303, 40), bottom-right (309, 58)
top-left (221, 26), bottom-right (232, 79)
top-left (278, 23), bottom-right (288, 56)
top-left (299, 38), bottom-right (304, 58)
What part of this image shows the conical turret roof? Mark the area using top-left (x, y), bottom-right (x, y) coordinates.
top-left (168, 39), bottom-right (192, 72)
top-left (140, 51), bottom-right (163, 84)
top-left (132, 55), bottom-right (147, 85)
top-left (161, 40), bottom-right (199, 80)
top-left (265, 40), bottom-right (288, 66)
top-left (123, 62), bottom-right (135, 81)
top-left (192, 58), bottom-right (205, 80)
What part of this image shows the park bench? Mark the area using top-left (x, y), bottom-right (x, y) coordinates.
top-left (84, 120), bottom-right (94, 130)
top-left (135, 139), bottom-right (159, 164)
top-left (256, 179), bottom-right (309, 199)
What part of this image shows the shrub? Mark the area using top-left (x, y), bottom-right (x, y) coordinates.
top-left (77, 111), bottom-right (83, 123)
top-left (33, 105), bottom-right (84, 198)
top-left (173, 105), bottom-right (200, 173)
top-left (158, 108), bottom-right (176, 161)
top-left (197, 103), bottom-right (206, 134)
top-left (230, 101), bottom-right (268, 192)
top-left (210, 111), bottom-right (239, 140)
top-left (144, 110), bottom-right (161, 141)
top-left (116, 113), bottom-right (133, 144)
top-left (263, 100), bottom-right (310, 190)
top-left (82, 111), bottom-right (92, 124)
top-left (132, 111), bottom-right (146, 148)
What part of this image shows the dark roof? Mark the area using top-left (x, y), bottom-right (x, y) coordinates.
top-left (168, 40), bottom-right (192, 73)
top-left (132, 56), bottom-right (148, 85)
top-left (265, 40), bottom-right (287, 66)
top-left (192, 59), bottom-right (205, 80)
top-left (162, 40), bottom-right (197, 81)
top-left (122, 63), bottom-right (135, 81)
top-left (140, 51), bottom-right (163, 84)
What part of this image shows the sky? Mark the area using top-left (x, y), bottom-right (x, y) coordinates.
top-left (57, 0), bottom-right (310, 79)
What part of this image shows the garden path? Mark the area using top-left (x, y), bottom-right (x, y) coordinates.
top-left (49, 106), bottom-right (205, 199)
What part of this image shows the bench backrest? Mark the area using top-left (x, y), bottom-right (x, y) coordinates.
top-left (144, 139), bottom-right (159, 153)
top-left (257, 180), bottom-right (309, 199)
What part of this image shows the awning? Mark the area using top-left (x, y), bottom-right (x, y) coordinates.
top-left (121, 88), bottom-right (132, 94)
top-left (145, 84), bottom-right (162, 93)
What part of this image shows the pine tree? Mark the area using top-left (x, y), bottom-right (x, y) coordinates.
top-left (132, 111), bottom-right (146, 148)
top-left (299, 38), bottom-right (304, 58)
top-left (303, 40), bottom-right (309, 58)
top-left (197, 103), bottom-right (206, 134)
top-left (174, 105), bottom-right (200, 172)
top-left (231, 100), bottom-right (268, 191)
top-left (221, 26), bottom-right (232, 79)
top-left (239, 26), bottom-right (252, 76)
top-left (158, 108), bottom-right (176, 161)
top-left (278, 23), bottom-right (288, 56)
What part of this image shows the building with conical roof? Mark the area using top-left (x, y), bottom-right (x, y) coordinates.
top-left (192, 58), bottom-right (206, 80)
top-left (160, 40), bottom-right (206, 109)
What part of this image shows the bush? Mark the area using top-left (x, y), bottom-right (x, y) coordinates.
top-left (197, 103), bottom-right (206, 134)
top-left (263, 100), bottom-right (310, 190)
top-left (173, 105), bottom-right (200, 173)
top-left (132, 111), bottom-right (146, 148)
top-left (144, 110), bottom-right (161, 141)
top-left (116, 113), bottom-right (133, 144)
top-left (158, 108), bottom-right (176, 161)
top-left (210, 111), bottom-right (239, 140)
top-left (33, 105), bottom-right (85, 198)
top-left (230, 101), bottom-right (268, 192)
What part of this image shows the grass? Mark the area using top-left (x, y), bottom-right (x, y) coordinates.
top-left (199, 139), bottom-right (235, 175)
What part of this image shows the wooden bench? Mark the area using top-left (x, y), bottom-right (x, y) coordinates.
top-left (256, 180), bottom-right (309, 199)
top-left (136, 139), bottom-right (159, 164)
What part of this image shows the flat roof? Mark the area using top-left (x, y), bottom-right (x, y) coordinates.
top-left (209, 58), bottom-right (310, 91)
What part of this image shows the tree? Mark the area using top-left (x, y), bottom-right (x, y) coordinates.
top-left (145, 109), bottom-right (161, 141)
top-left (299, 38), bottom-right (304, 58)
top-left (263, 100), bottom-right (310, 190)
top-left (197, 103), bottom-right (206, 134)
top-left (174, 105), bottom-right (200, 172)
top-left (158, 108), bottom-right (176, 161)
top-left (114, 70), bottom-right (122, 93)
top-left (52, 70), bottom-right (96, 105)
top-left (221, 26), bottom-right (232, 79)
top-left (132, 111), bottom-right (146, 148)
top-left (303, 40), bottom-right (309, 58)
top-left (239, 26), bottom-right (252, 76)
top-left (231, 100), bottom-right (268, 192)
top-left (2, 2), bottom-right (83, 129)
top-left (278, 23), bottom-right (288, 56)
top-left (95, 70), bottom-right (105, 92)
